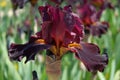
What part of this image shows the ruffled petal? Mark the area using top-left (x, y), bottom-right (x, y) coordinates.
top-left (8, 37), bottom-right (50, 63)
top-left (38, 5), bottom-right (84, 46)
top-left (72, 42), bottom-right (108, 72)
top-left (11, 0), bottom-right (26, 9)
top-left (90, 22), bottom-right (109, 37)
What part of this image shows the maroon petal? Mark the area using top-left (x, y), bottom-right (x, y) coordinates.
top-left (73, 42), bottom-right (108, 72)
top-left (8, 42), bottom-right (50, 63)
top-left (38, 6), bottom-right (52, 22)
top-left (90, 22), bottom-right (109, 37)
top-left (76, 4), bottom-right (97, 26)
top-left (38, 5), bottom-right (84, 46)
top-left (77, 4), bottom-right (96, 19)
top-left (28, 35), bottom-right (42, 43)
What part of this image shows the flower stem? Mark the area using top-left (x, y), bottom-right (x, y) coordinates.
top-left (46, 56), bottom-right (61, 80)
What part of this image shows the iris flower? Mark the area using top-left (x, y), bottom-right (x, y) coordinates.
top-left (50, 0), bottom-right (111, 37)
top-left (77, 3), bottom-right (109, 37)
top-left (9, 5), bottom-right (108, 72)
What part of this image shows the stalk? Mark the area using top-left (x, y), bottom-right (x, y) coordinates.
top-left (46, 56), bottom-right (61, 80)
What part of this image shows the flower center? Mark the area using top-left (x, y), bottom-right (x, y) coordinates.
top-left (68, 42), bottom-right (82, 49)
top-left (35, 39), bottom-right (45, 44)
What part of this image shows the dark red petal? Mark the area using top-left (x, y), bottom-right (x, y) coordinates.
top-left (64, 12), bottom-right (75, 31)
top-left (76, 4), bottom-right (97, 26)
top-left (77, 4), bottom-right (96, 19)
top-left (38, 5), bottom-right (84, 46)
top-left (63, 31), bottom-right (74, 46)
top-left (38, 5), bottom-right (52, 22)
top-left (73, 42), bottom-right (108, 72)
top-left (90, 22), bottom-right (109, 37)
top-left (28, 35), bottom-right (41, 43)
top-left (64, 5), bottom-right (72, 12)
top-left (8, 42), bottom-right (50, 63)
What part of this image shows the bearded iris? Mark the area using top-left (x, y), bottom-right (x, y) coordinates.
top-left (76, 1), bottom-right (110, 37)
top-left (8, 5), bottom-right (108, 73)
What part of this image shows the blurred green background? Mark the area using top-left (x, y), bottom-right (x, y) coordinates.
top-left (0, 0), bottom-right (120, 80)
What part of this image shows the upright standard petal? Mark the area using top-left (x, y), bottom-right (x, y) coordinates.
top-left (72, 42), bottom-right (108, 72)
top-left (38, 5), bottom-right (84, 57)
top-left (38, 5), bottom-right (84, 46)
